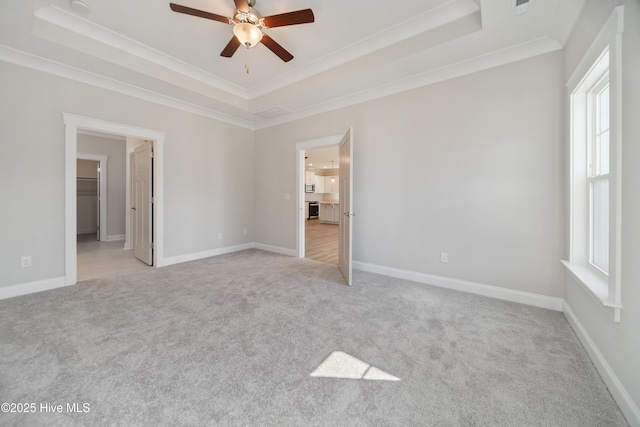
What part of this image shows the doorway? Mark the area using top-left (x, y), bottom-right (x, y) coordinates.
top-left (64, 113), bottom-right (166, 285)
top-left (296, 128), bottom-right (354, 284)
top-left (303, 145), bottom-right (340, 265)
top-left (75, 132), bottom-right (153, 281)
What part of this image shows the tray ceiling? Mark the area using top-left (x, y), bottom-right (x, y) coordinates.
top-left (0, 0), bottom-right (585, 129)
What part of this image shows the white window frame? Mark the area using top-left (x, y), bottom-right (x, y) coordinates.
top-left (563, 6), bottom-right (623, 323)
top-left (587, 76), bottom-right (610, 276)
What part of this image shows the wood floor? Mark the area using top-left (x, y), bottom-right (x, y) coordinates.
top-left (78, 220), bottom-right (338, 280)
top-left (305, 219), bottom-right (338, 265)
top-left (77, 234), bottom-right (150, 281)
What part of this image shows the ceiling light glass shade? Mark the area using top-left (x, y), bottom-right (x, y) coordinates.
top-left (233, 23), bottom-right (263, 48)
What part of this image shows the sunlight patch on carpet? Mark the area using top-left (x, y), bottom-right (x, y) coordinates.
top-left (310, 351), bottom-right (400, 381)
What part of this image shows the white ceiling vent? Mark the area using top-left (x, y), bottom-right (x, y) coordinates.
top-left (514, 0), bottom-right (531, 15)
top-left (255, 106), bottom-right (292, 119)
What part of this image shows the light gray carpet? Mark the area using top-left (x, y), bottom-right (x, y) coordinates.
top-left (0, 249), bottom-right (628, 426)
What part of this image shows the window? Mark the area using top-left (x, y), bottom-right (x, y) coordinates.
top-left (588, 77), bottom-right (609, 275)
top-left (564, 39), bottom-right (621, 322)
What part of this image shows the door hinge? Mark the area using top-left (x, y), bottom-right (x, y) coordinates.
top-left (150, 242), bottom-right (154, 249)
top-left (150, 197), bottom-right (155, 204)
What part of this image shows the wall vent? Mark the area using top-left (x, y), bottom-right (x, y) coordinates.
top-left (255, 106), bottom-right (292, 119)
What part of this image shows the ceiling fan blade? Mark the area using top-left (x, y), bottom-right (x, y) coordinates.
top-left (169, 3), bottom-right (229, 24)
top-left (234, 0), bottom-right (249, 12)
top-left (261, 34), bottom-right (294, 62)
top-left (262, 9), bottom-right (314, 28)
top-left (220, 36), bottom-right (241, 58)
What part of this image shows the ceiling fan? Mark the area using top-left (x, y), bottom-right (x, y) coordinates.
top-left (169, 0), bottom-right (314, 63)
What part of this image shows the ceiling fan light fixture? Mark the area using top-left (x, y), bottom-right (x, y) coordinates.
top-left (169, 1), bottom-right (314, 61)
top-left (233, 22), bottom-right (263, 48)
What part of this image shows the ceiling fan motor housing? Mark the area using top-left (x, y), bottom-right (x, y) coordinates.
top-left (234, 7), bottom-right (263, 27)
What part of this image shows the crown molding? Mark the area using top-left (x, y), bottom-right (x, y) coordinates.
top-left (32, 5), bottom-right (248, 105)
top-left (247, 0), bottom-right (480, 99)
top-left (1, 33), bottom-right (561, 132)
top-left (0, 44), bottom-right (255, 130)
top-left (254, 36), bottom-right (562, 129)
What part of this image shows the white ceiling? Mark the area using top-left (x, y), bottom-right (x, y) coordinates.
top-left (0, 0), bottom-right (585, 129)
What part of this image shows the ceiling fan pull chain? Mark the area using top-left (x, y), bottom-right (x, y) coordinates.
top-left (243, 45), bottom-right (250, 74)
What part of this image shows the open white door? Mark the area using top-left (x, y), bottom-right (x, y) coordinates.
top-left (133, 141), bottom-right (153, 265)
top-left (338, 128), bottom-right (354, 285)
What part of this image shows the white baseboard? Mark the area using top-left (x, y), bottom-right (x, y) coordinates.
top-left (253, 243), bottom-right (298, 257)
top-left (158, 242), bottom-right (296, 267)
top-left (77, 228), bottom-right (97, 235)
top-left (352, 261), bottom-right (564, 311)
top-left (0, 276), bottom-right (70, 300)
top-left (563, 302), bottom-right (640, 426)
top-left (159, 243), bottom-right (255, 267)
top-left (105, 234), bottom-right (125, 242)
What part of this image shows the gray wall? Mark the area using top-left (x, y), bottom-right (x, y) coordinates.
top-left (563, 0), bottom-right (640, 414)
top-left (77, 134), bottom-right (126, 238)
top-left (0, 61), bottom-right (255, 287)
top-left (255, 51), bottom-right (565, 297)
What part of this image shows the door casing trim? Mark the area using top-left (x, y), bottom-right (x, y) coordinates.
top-left (63, 113), bottom-right (165, 285)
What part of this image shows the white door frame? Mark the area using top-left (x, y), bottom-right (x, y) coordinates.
top-left (295, 134), bottom-right (344, 258)
top-left (76, 153), bottom-right (108, 242)
top-left (63, 113), bottom-right (165, 285)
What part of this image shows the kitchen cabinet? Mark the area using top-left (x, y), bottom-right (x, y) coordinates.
top-left (332, 203), bottom-right (341, 223)
top-left (319, 204), bottom-right (331, 223)
top-left (308, 173), bottom-right (338, 193)
top-left (305, 171), bottom-right (315, 185)
top-left (323, 175), bottom-right (338, 193)
top-left (319, 203), bottom-right (340, 224)
top-left (314, 175), bottom-right (325, 193)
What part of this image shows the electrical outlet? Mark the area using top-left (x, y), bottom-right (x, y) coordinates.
top-left (440, 252), bottom-right (449, 263)
top-left (243, 228), bottom-right (248, 236)
top-left (21, 256), bottom-right (32, 268)
top-left (218, 233), bottom-right (223, 240)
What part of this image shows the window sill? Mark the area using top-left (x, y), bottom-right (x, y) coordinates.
top-left (561, 260), bottom-right (622, 310)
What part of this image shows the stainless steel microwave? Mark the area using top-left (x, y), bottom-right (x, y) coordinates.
top-left (305, 184), bottom-right (315, 193)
